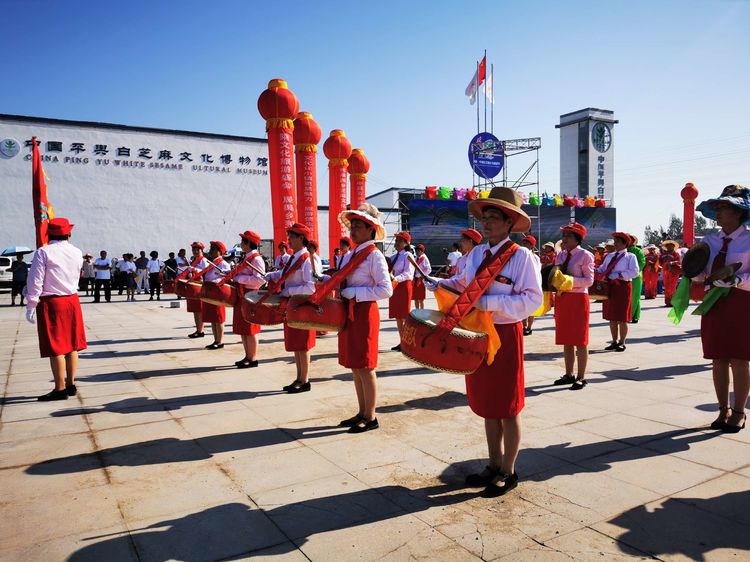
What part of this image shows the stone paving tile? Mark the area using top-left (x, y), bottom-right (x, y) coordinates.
top-left (0, 524), bottom-right (136, 562)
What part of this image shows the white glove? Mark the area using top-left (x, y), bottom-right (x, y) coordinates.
top-left (263, 272), bottom-right (274, 281)
top-left (474, 296), bottom-right (490, 311)
top-left (713, 278), bottom-right (737, 288)
top-left (340, 287), bottom-right (356, 299)
top-left (25, 308), bottom-right (36, 324)
top-left (424, 279), bottom-right (440, 292)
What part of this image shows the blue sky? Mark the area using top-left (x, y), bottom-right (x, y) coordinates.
top-left (3, 0), bottom-right (749, 239)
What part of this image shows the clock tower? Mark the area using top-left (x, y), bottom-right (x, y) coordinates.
top-left (556, 108), bottom-right (618, 205)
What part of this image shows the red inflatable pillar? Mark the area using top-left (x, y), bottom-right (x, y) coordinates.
top-left (348, 148), bottom-right (370, 211)
top-left (257, 79), bottom-right (300, 249)
top-left (681, 182), bottom-right (699, 247)
top-left (293, 112), bottom-right (322, 244)
top-left (323, 130), bottom-right (352, 262)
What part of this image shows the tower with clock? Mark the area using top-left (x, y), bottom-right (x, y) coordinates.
top-left (556, 108), bottom-right (618, 205)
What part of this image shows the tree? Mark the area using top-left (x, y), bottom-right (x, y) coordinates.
top-left (643, 213), bottom-right (717, 246)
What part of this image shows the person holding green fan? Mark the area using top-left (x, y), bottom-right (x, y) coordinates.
top-left (694, 185), bottom-right (750, 433)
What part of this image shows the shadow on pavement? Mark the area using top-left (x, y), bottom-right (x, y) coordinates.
top-left (77, 365), bottom-right (236, 383)
top-left (378, 391), bottom-right (466, 414)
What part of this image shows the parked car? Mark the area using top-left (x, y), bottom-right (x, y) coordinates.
top-left (0, 256), bottom-right (12, 288)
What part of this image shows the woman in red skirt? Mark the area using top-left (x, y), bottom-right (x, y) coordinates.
top-left (232, 230), bottom-right (266, 368)
top-left (551, 223), bottom-right (595, 389)
top-left (435, 187), bottom-right (543, 497)
top-left (389, 231), bottom-right (414, 351)
top-left (595, 233), bottom-right (639, 352)
top-left (695, 185), bottom-right (750, 432)
top-left (25, 218), bottom-right (87, 401)
top-left (411, 244), bottom-right (431, 310)
top-left (186, 241), bottom-right (209, 339)
top-left (265, 223), bottom-right (317, 393)
top-left (202, 241), bottom-right (232, 349)
top-left (660, 240), bottom-right (681, 306)
top-left (336, 204), bottom-right (393, 432)
top-left (642, 245), bottom-right (660, 299)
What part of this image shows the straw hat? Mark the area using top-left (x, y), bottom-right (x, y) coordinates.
top-left (468, 186), bottom-right (531, 233)
top-left (696, 184), bottom-right (750, 224)
top-left (339, 203), bottom-right (386, 241)
top-left (661, 239), bottom-right (678, 250)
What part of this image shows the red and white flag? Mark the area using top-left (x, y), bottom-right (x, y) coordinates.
top-left (32, 136), bottom-right (55, 247)
top-left (465, 55), bottom-right (486, 105)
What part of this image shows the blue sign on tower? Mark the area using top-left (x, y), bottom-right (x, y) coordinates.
top-left (468, 132), bottom-right (504, 179)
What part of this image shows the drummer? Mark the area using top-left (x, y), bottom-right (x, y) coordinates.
top-left (202, 241), bottom-right (232, 350)
top-left (274, 241), bottom-right (291, 271)
top-left (595, 232), bottom-right (639, 352)
top-left (431, 186), bottom-right (542, 497)
top-left (660, 240), bottom-right (681, 306)
top-left (186, 242), bottom-right (210, 338)
top-left (308, 239), bottom-right (323, 278)
top-left (593, 244), bottom-right (606, 268)
top-left (456, 228), bottom-right (483, 276)
top-left (411, 244), bottom-right (431, 310)
top-left (550, 223), bottom-right (594, 389)
top-left (232, 230), bottom-right (266, 368)
top-left (389, 231), bottom-right (415, 352)
top-left (694, 185), bottom-right (750, 432)
top-left (520, 235), bottom-right (540, 336)
top-left (540, 242), bottom-right (557, 266)
top-left (265, 223), bottom-right (317, 393)
top-left (25, 218), bottom-right (88, 401)
top-left (338, 236), bottom-right (353, 269)
top-left (335, 203), bottom-right (393, 432)
top-left (643, 244), bottom-right (660, 299)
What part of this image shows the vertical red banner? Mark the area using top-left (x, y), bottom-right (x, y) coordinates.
top-left (293, 112), bottom-right (322, 243)
top-left (681, 182), bottom-right (698, 247)
top-left (31, 136), bottom-right (53, 248)
top-left (324, 130), bottom-right (352, 262)
top-left (348, 148), bottom-right (370, 211)
top-left (257, 79), bottom-right (299, 250)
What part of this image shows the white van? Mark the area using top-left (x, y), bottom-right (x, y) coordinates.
top-left (0, 256), bottom-right (12, 288)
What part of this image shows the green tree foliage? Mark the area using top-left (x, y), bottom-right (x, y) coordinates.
top-left (643, 214), bottom-right (716, 245)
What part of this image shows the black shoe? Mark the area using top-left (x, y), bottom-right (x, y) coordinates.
top-left (149, 297), bottom-right (154, 301)
top-left (348, 417), bottom-right (379, 433)
top-left (339, 414), bottom-right (364, 427)
top-left (66, 384), bottom-right (77, 396)
top-left (721, 412), bottom-right (746, 433)
top-left (631, 318), bottom-right (639, 324)
top-left (481, 472), bottom-right (519, 498)
top-left (465, 465), bottom-right (504, 487)
top-left (237, 360), bottom-right (258, 369)
top-left (710, 407), bottom-right (732, 430)
top-left (570, 379), bottom-right (587, 391)
top-left (188, 331), bottom-right (205, 339)
top-left (604, 342), bottom-right (618, 350)
top-left (157, 296), bottom-right (161, 300)
top-left (285, 381), bottom-right (311, 394)
top-left (553, 374), bottom-right (576, 386)
top-left (615, 344), bottom-right (626, 352)
top-left (205, 342), bottom-right (224, 350)
top-left (38, 389), bottom-right (68, 401)
top-left (391, 344), bottom-right (401, 352)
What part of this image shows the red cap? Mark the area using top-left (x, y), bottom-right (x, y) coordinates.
top-left (339, 236), bottom-right (352, 247)
top-left (560, 222), bottom-right (587, 239)
top-left (415, 243), bottom-right (425, 251)
top-left (612, 232), bottom-right (632, 246)
top-left (210, 240), bottom-right (227, 254)
top-left (460, 228), bottom-right (482, 245)
top-left (287, 222), bottom-right (311, 239)
top-left (521, 235), bottom-right (537, 247)
top-left (395, 231), bottom-right (411, 244)
top-left (239, 230), bottom-right (261, 246)
top-left (190, 241), bottom-right (205, 249)
top-left (47, 217), bottom-right (74, 236)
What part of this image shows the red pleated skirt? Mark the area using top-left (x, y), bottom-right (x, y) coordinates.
top-left (389, 280), bottom-right (412, 319)
top-left (701, 288), bottom-right (750, 360)
top-left (412, 278), bottom-right (426, 301)
top-left (555, 292), bottom-right (590, 346)
top-left (202, 302), bottom-right (226, 324)
top-left (284, 323), bottom-right (316, 352)
top-left (232, 287), bottom-right (260, 336)
top-left (186, 298), bottom-right (203, 313)
top-left (603, 280), bottom-right (632, 322)
top-left (338, 301), bottom-right (380, 369)
top-left (36, 294), bottom-right (87, 358)
top-left (466, 322), bottom-right (524, 419)
top-left (643, 270), bottom-right (659, 299)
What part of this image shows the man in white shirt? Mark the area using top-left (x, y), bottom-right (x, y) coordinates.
top-left (146, 251), bottom-right (164, 300)
top-left (446, 243), bottom-right (462, 274)
top-left (93, 250), bottom-right (112, 303)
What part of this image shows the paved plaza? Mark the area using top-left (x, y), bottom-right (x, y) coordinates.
top-left (1, 293), bottom-right (749, 561)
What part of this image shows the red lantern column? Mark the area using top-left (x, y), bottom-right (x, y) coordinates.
top-left (348, 148), bottom-right (370, 211)
top-left (323, 130), bottom-right (352, 263)
top-left (257, 79), bottom-right (300, 249)
top-left (293, 112), bottom-right (322, 243)
top-left (681, 182), bottom-right (699, 247)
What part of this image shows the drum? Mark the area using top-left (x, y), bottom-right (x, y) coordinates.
top-left (199, 282), bottom-right (238, 307)
top-left (175, 279), bottom-right (202, 299)
top-left (286, 295), bottom-right (346, 332)
top-left (589, 278), bottom-right (610, 301)
top-left (241, 291), bottom-right (285, 325)
top-left (162, 280), bottom-right (176, 294)
top-left (399, 309), bottom-right (488, 375)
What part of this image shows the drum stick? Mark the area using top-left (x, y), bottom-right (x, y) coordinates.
top-left (407, 254), bottom-right (440, 285)
top-left (206, 261), bottom-right (228, 276)
top-left (244, 261), bottom-right (266, 278)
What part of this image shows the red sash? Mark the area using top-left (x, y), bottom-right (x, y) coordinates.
top-left (433, 241), bottom-right (519, 340)
top-left (256, 251), bottom-right (307, 307)
top-left (602, 251), bottom-right (624, 278)
top-left (217, 252), bottom-right (259, 286)
top-left (308, 244), bottom-right (377, 306)
top-left (177, 256), bottom-right (205, 281)
top-left (195, 257), bottom-right (224, 280)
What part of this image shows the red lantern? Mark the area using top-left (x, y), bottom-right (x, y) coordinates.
top-left (348, 148), bottom-right (370, 211)
top-left (257, 79), bottom-right (300, 250)
top-left (293, 112), bottom-right (322, 244)
top-left (681, 182), bottom-right (699, 248)
top-left (324, 130), bottom-right (352, 262)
